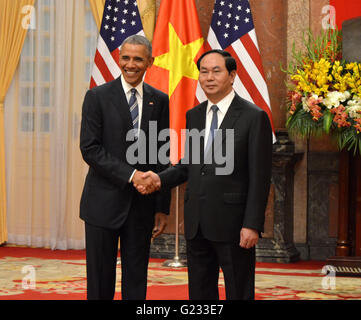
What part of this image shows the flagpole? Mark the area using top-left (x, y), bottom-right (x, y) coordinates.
top-left (163, 185), bottom-right (186, 268)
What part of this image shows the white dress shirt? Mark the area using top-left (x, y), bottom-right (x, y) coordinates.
top-left (204, 89), bottom-right (235, 150)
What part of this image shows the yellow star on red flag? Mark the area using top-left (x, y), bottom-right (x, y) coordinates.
top-left (153, 23), bottom-right (204, 97)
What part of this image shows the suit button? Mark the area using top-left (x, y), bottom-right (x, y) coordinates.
top-left (201, 171), bottom-right (205, 176)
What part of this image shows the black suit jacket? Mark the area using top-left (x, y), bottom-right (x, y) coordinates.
top-left (159, 94), bottom-right (272, 242)
top-left (79, 76), bottom-right (171, 230)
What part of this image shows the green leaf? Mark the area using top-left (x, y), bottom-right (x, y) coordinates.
top-left (323, 110), bottom-right (333, 134)
top-left (286, 108), bottom-right (324, 139)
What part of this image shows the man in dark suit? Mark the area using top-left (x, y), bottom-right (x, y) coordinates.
top-left (135, 50), bottom-right (273, 300)
top-left (79, 35), bottom-right (170, 300)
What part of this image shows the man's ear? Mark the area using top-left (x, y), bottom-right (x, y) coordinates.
top-left (148, 57), bottom-right (155, 67)
top-left (230, 70), bottom-right (237, 84)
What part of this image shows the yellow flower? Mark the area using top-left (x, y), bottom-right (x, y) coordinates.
top-left (346, 62), bottom-right (355, 70)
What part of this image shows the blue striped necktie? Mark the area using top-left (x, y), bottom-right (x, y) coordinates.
top-left (129, 88), bottom-right (139, 130)
top-left (205, 105), bottom-right (219, 153)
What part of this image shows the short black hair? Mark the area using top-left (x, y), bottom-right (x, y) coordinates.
top-left (121, 35), bottom-right (152, 58)
top-left (196, 49), bottom-right (237, 73)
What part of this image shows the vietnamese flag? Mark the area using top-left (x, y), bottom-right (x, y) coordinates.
top-left (145, 0), bottom-right (205, 164)
top-left (330, 0), bottom-right (361, 28)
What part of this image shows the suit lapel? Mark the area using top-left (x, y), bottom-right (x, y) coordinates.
top-left (109, 77), bottom-right (133, 132)
top-left (110, 77), bottom-right (155, 136)
top-left (194, 101), bottom-right (207, 159)
top-left (203, 94), bottom-right (245, 164)
top-left (218, 94), bottom-right (244, 132)
top-left (194, 101), bottom-right (207, 131)
top-left (140, 83), bottom-right (154, 135)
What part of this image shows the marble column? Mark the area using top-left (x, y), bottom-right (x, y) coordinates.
top-left (256, 131), bottom-right (302, 262)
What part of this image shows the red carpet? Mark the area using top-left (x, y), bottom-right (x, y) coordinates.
top-left (1, 245), bottom-right (360, 300)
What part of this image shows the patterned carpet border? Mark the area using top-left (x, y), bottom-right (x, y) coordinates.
top-left (1, 245), bottom-right (361, 300)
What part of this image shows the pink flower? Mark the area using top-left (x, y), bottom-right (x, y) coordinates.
top-left (288, 91), bottom-right (302, 115)
top-left (310, 104), bottom-right (323, 121)
top-left (331, 104), bottom-right (351, 128)
top-left (354, 118), bottom-right (361, 134)
top-left (306, 95), bottom-right (323, 121)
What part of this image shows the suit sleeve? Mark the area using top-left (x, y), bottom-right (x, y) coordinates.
top-left (154, 93), bottom-right (171, 214)
top-left (158, 111), bottom-right (190, 189)
top-left (80, 89), bottom-right (134, 189)
top-left (242, 110), bottom-right (273, 233)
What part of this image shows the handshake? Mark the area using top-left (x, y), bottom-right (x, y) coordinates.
top-left (132, 170), bottom-right (161, 195)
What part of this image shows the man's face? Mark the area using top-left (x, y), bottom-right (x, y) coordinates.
top-left (119, 43), bottom-right (154, 87)
top-left (198, 53), bottom-right (236, 103)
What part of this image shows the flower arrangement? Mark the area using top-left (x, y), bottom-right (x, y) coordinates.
top-left (283, 28), bottom-right (361, 155)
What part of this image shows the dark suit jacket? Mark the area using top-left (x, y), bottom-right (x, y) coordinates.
top-left (159, 93), bottom-right (272, 242)
top-left (79, 76), bottom-right (171, 230)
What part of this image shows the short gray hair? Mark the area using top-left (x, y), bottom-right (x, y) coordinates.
top-left (120, 35), bottom-right (152, 58)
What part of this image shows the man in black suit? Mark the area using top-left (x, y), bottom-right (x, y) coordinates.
top-left (136, 50), bottom-right (272, 300)
top-left (79, 35), bottom-right (170, 300)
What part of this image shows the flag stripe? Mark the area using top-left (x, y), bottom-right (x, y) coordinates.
top-left (97, 36), bottom-right (121, 79)
top-left (195, 82), bottom-right (207, 104)
top-left (94, 50), bottom-right (115, 83)
top-left (206, 28), bottom-right (222, 50)
top-left (240, 32), bottom-right (266, 79)
top-left (233, 75), bottom-right (253, 103)
top-left (90, 64), bottom-right (105, 87)
top-left (248, 29), bottom-right (259, 50)
top-left (90, 77), bottom-right (97, 89)
top-left (227, 45), bottom-right (273, 126)
top-left (231, 39), bottom-right (270, 106)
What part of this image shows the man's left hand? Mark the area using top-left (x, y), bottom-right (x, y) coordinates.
top-left (240, 228), bottom-right (259, 249)
top-left (152, 213), bottom-right (168, 239)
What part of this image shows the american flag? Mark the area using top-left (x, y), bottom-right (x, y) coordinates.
top-left (90, 0), bottom-right (145, 89)
top-left (196, 0), bottom-right (275, 134)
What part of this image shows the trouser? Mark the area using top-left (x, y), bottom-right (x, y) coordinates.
top-left (85, 209), bottom-right (154, 300)
top-left (186, 227), bottom-right (255, 300)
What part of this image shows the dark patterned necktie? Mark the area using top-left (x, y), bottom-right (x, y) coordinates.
top-left (129, 88), bottom-right (139, 130)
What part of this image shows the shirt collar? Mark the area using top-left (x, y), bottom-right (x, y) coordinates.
top-left (121, 75), bottom-right (144, 98)
top-left (207, 90), bottom-right (235, 115)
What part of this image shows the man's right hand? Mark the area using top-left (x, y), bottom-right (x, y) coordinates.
top-left (132, 170), bottom-right (161, 195)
